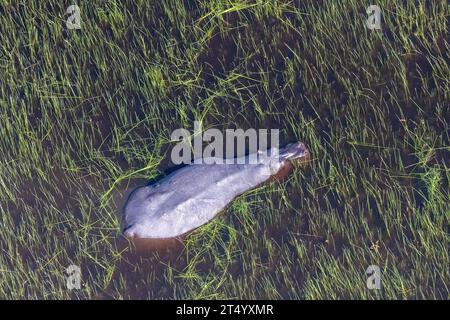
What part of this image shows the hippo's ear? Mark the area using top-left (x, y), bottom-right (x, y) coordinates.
top-left (123, 224), bottom-right (136, 238)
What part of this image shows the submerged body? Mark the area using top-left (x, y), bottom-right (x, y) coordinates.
top-left (123, 142), bottom-right (309, 239)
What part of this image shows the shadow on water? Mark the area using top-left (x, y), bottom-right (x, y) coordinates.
top-left (94, 236), bottom-right (187, 299)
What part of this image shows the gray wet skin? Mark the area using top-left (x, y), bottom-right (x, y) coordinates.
top-left (123, 142), bottom-right (309, 239)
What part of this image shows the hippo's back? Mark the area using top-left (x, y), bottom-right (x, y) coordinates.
top-left (123, 161), bottom-right (271, 238)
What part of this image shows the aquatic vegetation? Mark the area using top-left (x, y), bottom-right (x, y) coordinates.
top-left (0, 0), bottom-right (448, 299)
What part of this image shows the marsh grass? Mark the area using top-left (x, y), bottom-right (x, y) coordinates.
top-left (0, 0), bottom-right (448, 299)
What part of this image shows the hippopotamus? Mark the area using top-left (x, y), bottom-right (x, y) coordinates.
top-left (122, 142), bottom-right (309, 239)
